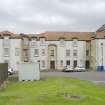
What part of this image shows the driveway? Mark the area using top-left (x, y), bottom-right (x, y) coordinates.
top-left (41, 71), bottom-right (105, 83)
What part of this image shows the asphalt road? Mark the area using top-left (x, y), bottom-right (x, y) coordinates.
top-left (41, 71), bottom-right (105, 83)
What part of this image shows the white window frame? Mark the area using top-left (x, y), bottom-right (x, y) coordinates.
top-left (3, 39), bottom-right (10, 48)
top-left (73, 39), bottom-right (78, 47)
top-left (24, 38), bottom-right (29, 45)
top-left (66, 49), bottom-right (70, 57)
top-left (40, 38), bottom-right (45, 45)
top-left (15, 48), bottom-right (20, 56)
top-left (31, 42), bottom-right (36, 46)
top-left (42, 60), bottom-right (45, 68)
top-left (42, 49), bottom-right (45, 56)
top-left (34, 49), bottom-right (39, 57)
top-left (60, 60), bottom-right (63, 66)
top-left (4, 48), bottom-right (9, 57)
top-left (60, 39), bottom-right (65, 45)
top-left (73, 49), bottom-right (78, 57)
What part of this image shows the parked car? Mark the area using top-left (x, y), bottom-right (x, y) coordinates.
top-left (63, 66), bottom-right (74, 72)
top-left (74, 67), bottom-right (86, 72)
top-left (8, 67), bottom-right (14, 75)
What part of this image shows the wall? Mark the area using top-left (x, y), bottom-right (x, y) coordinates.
top-left (95, 39), bottom-right (105, 70)
top-left (29, 40), bottom-right (87, 71)
top-left (9, 39), bottom-right (22, 71)
top-left (90, 39), bottom-right (96, 70)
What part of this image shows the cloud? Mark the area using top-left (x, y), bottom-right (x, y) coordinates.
top-left (0, 0), bottom-right (105, 33)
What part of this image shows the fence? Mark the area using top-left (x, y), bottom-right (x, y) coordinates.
top-left (0, 63), bottom-right (8, 86)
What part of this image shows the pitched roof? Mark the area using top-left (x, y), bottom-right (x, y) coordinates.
top-left (37, 32), bottom-right (94, 41)
top-left (0, 31), bottom-right (21, 39)
top-left (95, 32), bottom-right (105, 38)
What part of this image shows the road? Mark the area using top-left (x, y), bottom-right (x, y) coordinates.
top-left (41, 71), bottom-right (105, 83)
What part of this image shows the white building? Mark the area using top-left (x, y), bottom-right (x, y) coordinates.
top-left (29, 32), bottom-right (93, 71)
top-left (91, 32), bottom-right (105, 71)
top-left (0, 31), bottom-right (22, 71)
top-left (0, 25), bottom-right (105, 71)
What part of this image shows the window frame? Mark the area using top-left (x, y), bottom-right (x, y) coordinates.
top-left (34, 49), bottom-right (39, 57)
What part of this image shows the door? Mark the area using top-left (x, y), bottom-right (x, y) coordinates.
top-left (50, 61), bottom-right (55, 69)
top-left (86, 61), bottom-right (90, 69)
top-left (48, 45), bottom-right (57, 70)
top-left (74, 60), bottom-right (77, 67)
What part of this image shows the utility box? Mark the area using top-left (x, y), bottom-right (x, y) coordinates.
top-left (19, 63), bottom-right (40, 81)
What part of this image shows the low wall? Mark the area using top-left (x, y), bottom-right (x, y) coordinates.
top-left (0, 63), bottom-right (8, 86)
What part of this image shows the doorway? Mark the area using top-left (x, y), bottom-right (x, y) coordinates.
top-left (86, 61), bottom-right (90, 69)
top-left (50, 61), bottom-right (55, 69)
top-left (74, 60), bottom-right (77, 67)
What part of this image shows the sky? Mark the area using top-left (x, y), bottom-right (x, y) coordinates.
top-left (0, 0), bottom-right (105, 33)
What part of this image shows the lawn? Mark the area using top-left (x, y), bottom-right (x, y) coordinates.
top-left (0, 77), bottom-right (105, 105)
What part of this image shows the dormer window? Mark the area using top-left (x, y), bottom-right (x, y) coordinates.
top-left (23, 38), bottom-right (29, 45)
top-left (31, 37), bottom-right (37, 41)
top-left (40, 37), bottom-right (45, 45)
top-left (72, 38), bottom-right (78, 47)
top-left (31, 41), bottom-right (37, 46)
top-left (59, 37), bottom-right (65, 45)
top-left (3, 37), bottom-right (10, 48)
top-left (31, 38), bottom-right (37, 46)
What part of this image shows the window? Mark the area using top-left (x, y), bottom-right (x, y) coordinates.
top-left (3, 39), bottom-right (9, 48)
top-left (4, 48), bottom-right (9, 56)
top-left (74, 60), bottom-right (77, 67)
top-left (40, 38), bottom-right (45, 45)
top-left (42, 49), bottom-right (45, 56)
top-left (24, 49), bottom-right (28, 57)
top-left (42, 60), bottom-right (45, 68)
top-left (66, 50), bottom-right (70, 56)
top-left (60, 60), bottom-right (63, 66)
top-left (24, 38), bottom-right (29, 45)
top-left (50, 50), bottom-right (54, 56)
top-left (73, 39), bottom-right (78, 47)
top-left (60, 39), bottom-right (65, 45)
top-left (66, 60), bottom-right (70, 66)
top-left (73, 50), bottom-right (78, 57)
top-left (15, 48), bottom-right (20, 56)
top-left (34, 49), bottom-right (39, 56)
top-left (31, 41), bottom-right (36, 46)
top-left (101, 43), bottom-right (103, 46)
top-left (86, 50), bottom-right (89, 56)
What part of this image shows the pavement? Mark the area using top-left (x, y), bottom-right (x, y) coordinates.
top-left (41, 71), bottom-right (105, 83)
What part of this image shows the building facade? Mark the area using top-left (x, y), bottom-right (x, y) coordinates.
top-left (0, 25), bottom-right (105, 71)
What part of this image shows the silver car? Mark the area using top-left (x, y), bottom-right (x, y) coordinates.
top-left (74, 67), bottom-right (86, 72)
top-left (63, 66), bottom-right (74, 72)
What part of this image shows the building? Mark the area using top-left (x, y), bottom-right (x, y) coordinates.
top-left (91, 32), bottom-right (105, 71)
top-left (0, 25), bottom-right (105, 71)
top-left (0, 31), bottom-right (22, 71)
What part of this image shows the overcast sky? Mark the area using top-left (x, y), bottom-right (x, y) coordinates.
top-left (0, 0), bottom-right (105, 33)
